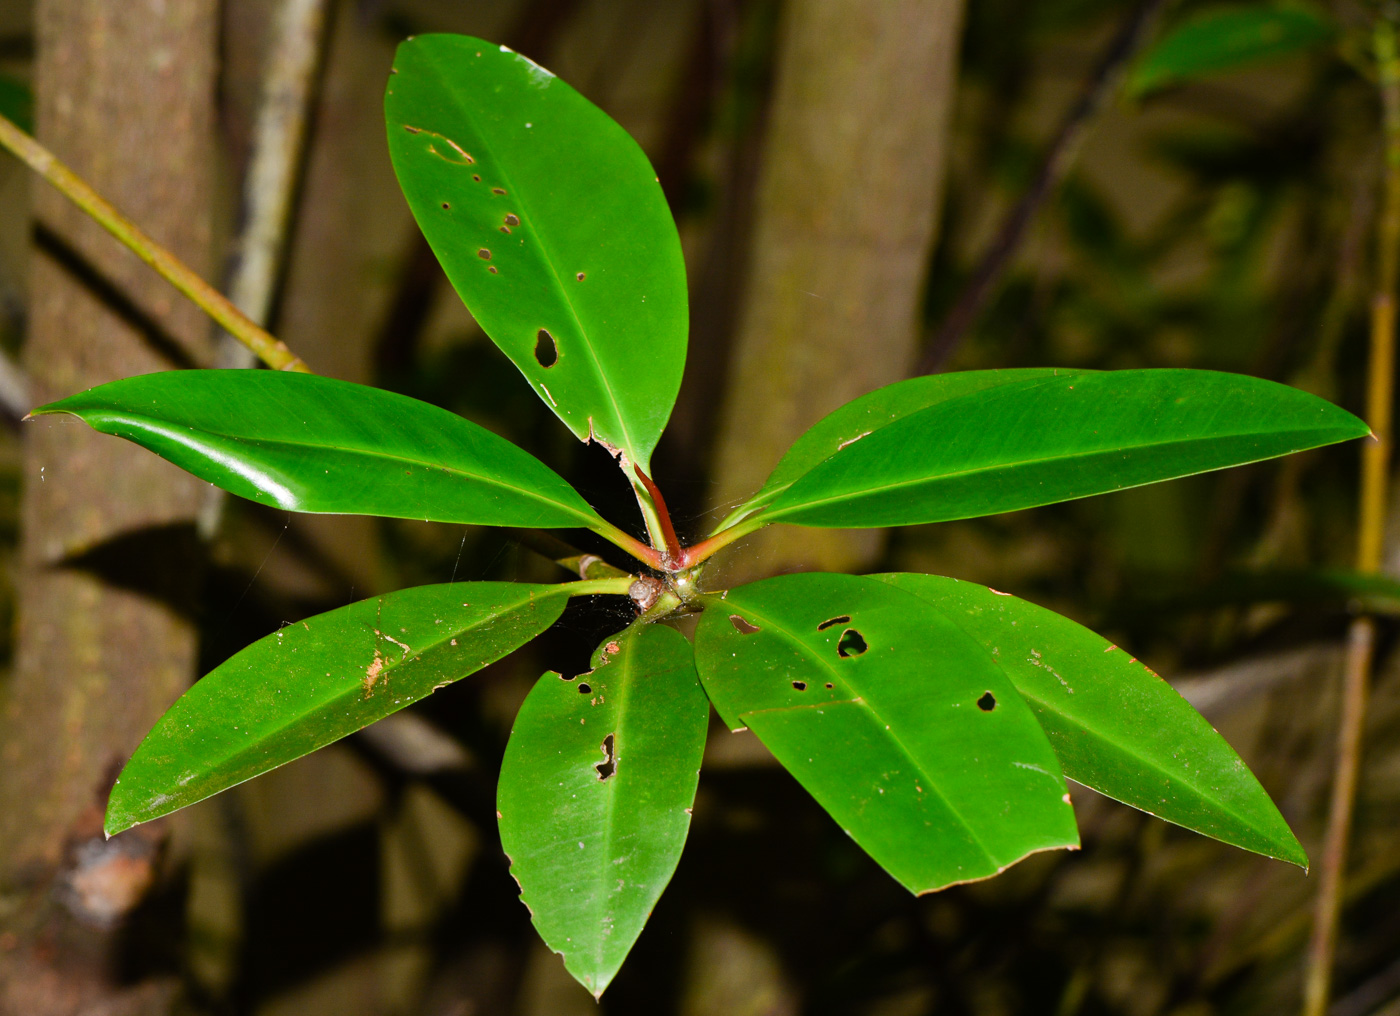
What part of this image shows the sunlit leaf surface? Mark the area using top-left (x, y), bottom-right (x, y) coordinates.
top-left (386, 34), bottom-right (687, 471)
top-left (874, 573), bottom-right (1307, 867)
top-left (34, 370), bottom-right (607, 531)
top-left (720, 368), bottom-right (1085, 529)
top-left (498, 623), bottom-right (708, 997)
top-left (755, 369), bottom-right (1367, 529)
top-left (694, 573), bottom-right (1078, 894)
top-left (106, 582), bottom-right (570, 836)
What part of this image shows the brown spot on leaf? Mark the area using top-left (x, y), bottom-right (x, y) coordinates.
top-left (505, 213), bottom-right (520, 226)
top-left (817, 615), bottom-right (851, 631)
top-left (478, 248), bottom-right (491, 260)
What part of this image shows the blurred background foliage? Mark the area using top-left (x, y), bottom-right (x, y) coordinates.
top-left (0, 0), bottom-right (1399, 1014)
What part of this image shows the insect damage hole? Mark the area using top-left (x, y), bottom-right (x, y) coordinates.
top-left (817, 615), bottom-right (851, 631)
top-left (595, 733), bottom-right (617, 781)
top-left (791, 680), bottom-right (807, 691)
top-left (478, 248), bottom-right (491, 260)
top-left (977, 691), bottom-right (997, 712)
top-left (535, 329), bottom-right (558, 367)
top-left (729, 614), bottom-right (760, 634)
top-left (504, 213), bottom-right (520, 227)
top-left (836, 628), bottom-right (867, 658)
top-left (577, 682), bottom-right (592, 695)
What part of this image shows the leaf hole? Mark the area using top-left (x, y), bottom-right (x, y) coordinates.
top-left (791, 680), bottom-right (807, 691)
top-left (478, 248), bottom-right (491, 260)
top-left (817, 615), bottom-right (851, 631)
top-left (492, 187), bottom-right (507, 195)
top-left (559, 673), bottom-right (575, 681)
top-left (577, 682), bottom-right (592, 695)
top-left (472, 174), bottom-right (481, 182)
top-left (825, 682), bottom-right (834, 690)
top-left (488, 266), bottom-right (499, 274)
top-left (977, 692), bottom-right (996, 712)
top-left (595, 733), bottom-right (616, 781)
top-left (576, 272), bottom-right (586, 281)
top-left (535, 329), bottom-right (558, 368)
top-left (500, 226), bottom-right (511, 233)
top-left (505, 213), bottom-right (520, 227)
top-left (837, 629), bottom-right (867, 658)
top-left (441, 202), bottom-right (450, 210)
top-left (729, 614), bottom-right (761, 634)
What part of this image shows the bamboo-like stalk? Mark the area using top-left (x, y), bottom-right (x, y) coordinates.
top-left (0, 112), bottom-right (310, 373)
top-left (1301, 17), bottom-right (1400, 1016)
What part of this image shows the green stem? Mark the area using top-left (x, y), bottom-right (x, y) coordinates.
top-left (589, 517), bottom-right (664, 571)
top-left (0, 112), bottom-right (310, 373)
top-left (560, 576), bottom-right (636, 598)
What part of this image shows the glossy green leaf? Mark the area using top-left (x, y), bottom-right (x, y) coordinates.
top-left (386, 35), bottom-right (687, 472)
top-left (875, 573), bottom-right (1306, 867)
top-left (1128, 3), bottom-right (1334, 97)
top-left (106, 582), bottom-right (570, 836)
top-left (694, 573), bottom-right (1078, 894)
top-left (754, 369), bottom-right (1367, 529)
top-left (34, 370), bottom-right (608, 531)
top-left (498, 623), bottom-right (707, 997)
top-left (718, 368), bottom-right (1087, 530)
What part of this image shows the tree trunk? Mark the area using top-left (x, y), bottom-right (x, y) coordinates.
top-left (0, 0), bottom-right (216, 1012)
top-left (708, 0), bottom-right (965, 582)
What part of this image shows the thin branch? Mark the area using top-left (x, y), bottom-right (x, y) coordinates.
top-left (0, 112), bottom-right (309, 373)
top-left (915, 0), bottom-right (1168, 374)
top-left (1302, 16), bottom-right (1400, 1016)
top-left (216, 0), bottom-right (331, 369)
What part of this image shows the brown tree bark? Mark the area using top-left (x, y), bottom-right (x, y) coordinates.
top-left (708, 0), bottom-right (965, 582)
top-left (0, 1), bottom-right (217, 1012)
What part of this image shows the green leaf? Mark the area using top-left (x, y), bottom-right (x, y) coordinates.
top-left (1122, 568), bottom-right (1400, 619)
top-left (498, 623), bottom-right (708, 997)
top-left (386, 34), bottom-right (688, 472)
top-left (693, 573), bottom-right (1079, 894)
top-left (106, 582), bottom-right (570, 836)
top-left (718, 368), bottom-right (1087, 530)
top-left (754, 369), bottom-right (1367, 529)
top-left (874, 573), bottom-right (1307, 867)
top-left (1128, 3), bottom-right (1335, 98)
top-left (34, 370), bottom-right (608, 532)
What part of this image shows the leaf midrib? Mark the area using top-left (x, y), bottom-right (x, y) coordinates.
top-left (721, 598), bottom-right (1000, 868)
top-left (419, 51), bottom-right (641, 464)
top-left (587, 633), bottom-right (638, 985)
top-left (91, 410), bottom-right (600, 527)
top-left (769, 425), bottom-right (1348, 519)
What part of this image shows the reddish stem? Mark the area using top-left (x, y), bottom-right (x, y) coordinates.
top-left (635, 468), bottom-right (681, 565)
